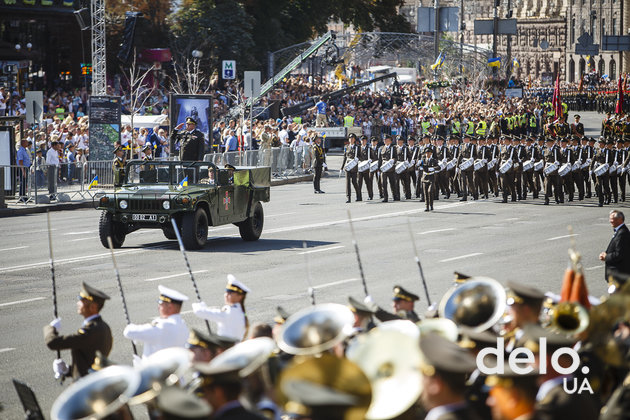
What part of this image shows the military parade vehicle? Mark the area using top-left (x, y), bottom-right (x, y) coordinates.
top-left (97, 160), bottom-right (271, 249)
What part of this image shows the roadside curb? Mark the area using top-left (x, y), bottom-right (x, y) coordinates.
top-left (0, 175), bottom-right (314, 218)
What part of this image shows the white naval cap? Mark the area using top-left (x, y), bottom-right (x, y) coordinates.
top-left (225, 274), bottom-right (250, 294)
top-left (158, 285), bottom-right (189, 304)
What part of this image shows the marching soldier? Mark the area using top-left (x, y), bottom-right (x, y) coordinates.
top-left (620, 137), bottom-right (630, 201)
top-left (340, 133), bottom-right (361, 203)
top-left (583, 137), bottom-right (597, 199)
top-left (522, 136), bottom-right (540, 199)
top-left (44, 282), bottom-right (113, 380)
top-left (347, 296), bottom-right (376, 332)
top-left (543, 137), bottom-right (564, 205)
top-left (571, 136), bottom-right (586, 201)
top-left (591, 138), bottom-right (612, 206)
top-left (374, 285), bottom-right (421, 322)
top-left (435, 136), bottom-right (451, 199)
top-left (357, 135), bottom-right (375, 200)
top-left (449, 134), bottom-right (462, 197)
top-left (123, 285), bottom-right (190, 359)
top-left (171, 116), bottom-right (205, 161)
top-left (459, 133), bottom-right (477, 201)
top-left (396, 136), bottom-right (411, 200)
top-left (572, 114), bottom-right (585, 138)
top-left (499, 136), bottom-right (518, 203)
top-left (419, 147), bottom-right (440, 211)
top-left (560, 137), bottom-right (575, 202)
top-left (488, 135), bottom-right (501, 197)
top-left (475, 136), bottom-right (490, 199)
top-left (312, 136), bottom-right (325, 194)
top-left (407, 136), bottom-right (419, 194)
top-left (370, 137), bottom-right (383, 199)
top-left (378, 135), bottom-right (398, 202)
top-left (485, 361), bottom-right (540, 420)
top-left (503, 281), bottom-right (545, 351)
top-left (513, 136), bottom-right (526, 200)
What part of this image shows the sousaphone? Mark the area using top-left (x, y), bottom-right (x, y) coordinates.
top-left (438, 276), bottom-right (507, 333)
top-left (277, 303), bottom-right (355, 356)
top-left (50, 365), bottom-right (140, 420)
top-left (346, 328), bottom-right (422, 420)
top-left (205, 337), bottom-right (276, 377)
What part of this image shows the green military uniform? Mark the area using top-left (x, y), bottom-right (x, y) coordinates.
top-left (590, 139), bottom-right (612, 206)
top-left (543, 139), bottom-right (564, 204)
top-left (312, 138), bottom-right (325, 193)
top-left (43, 282), bottom-right (113, 380)
top-left (172, 117), bottom-right (205, 161)
top-left (112, 146), bottom-right (126, 186)
top-left (378, 140), bottom-right (398, 202)
top-left (419, 150), bottom-right (440, 211)
top-left (340, 136), bottom-right (361, 202)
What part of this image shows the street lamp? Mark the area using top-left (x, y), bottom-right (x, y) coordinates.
top-left (192, 50), bottom-right (203, 59)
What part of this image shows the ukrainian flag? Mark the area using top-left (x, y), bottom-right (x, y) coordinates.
top-left (431, 52), bottom-right (445, 70)
top-left (487, 57), bottom-right (502, 68)
top-left (512, 57), bottom-right (520, 68)
top-left (88, 176), bottom-right (98, 190)
top-left (177, 176), bottom-right (188, 190)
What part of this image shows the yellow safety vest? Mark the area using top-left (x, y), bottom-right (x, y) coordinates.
top-left (452, 121), bottom-right (460, 134)
top-left (507, 117), bottom-right (513, 131)
top-left (466, 122), bottom-right (475, 134)
top-left (476, 121), bottom-right (487, 136)
top-left (421, 121), bottom-right (431, 133)
top-left (529, 115), bottom-right (537, 127)
top-left (344, 116), bottom-right (354, 127)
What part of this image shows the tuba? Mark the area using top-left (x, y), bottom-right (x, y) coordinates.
top-left (51, 365), bottom-right (140, 420)
top-left (438, 276), bottom-right (507, 333)
top-left (277, 303), bottom-right (355, 356)
top-left (547, 301), bottom-right (590, 336)
top-left (346, 328), bottom-right (422, 420)
top-left (202, 337), bottom-right (275, 378)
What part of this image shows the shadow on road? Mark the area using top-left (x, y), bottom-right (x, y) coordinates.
top-left (134, 238), bottom-right (339, 253)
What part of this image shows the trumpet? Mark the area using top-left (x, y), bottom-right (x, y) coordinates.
top-left (547, 301), bottom-right (590, 336)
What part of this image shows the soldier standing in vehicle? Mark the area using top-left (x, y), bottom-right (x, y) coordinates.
top-left (112, 146), bottom-right (126, 185)
top-left (171, 116), bottom-right (205, 161)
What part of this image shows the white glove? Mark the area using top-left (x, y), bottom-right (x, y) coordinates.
top-left (323, 162), bottom-right (328, 169)
top-left (191, 302), bottom-right (208, 313)
top-left (132, 354), bottom-right (143, 368)
top-left (53, 359), bottom-right (69, 379)
top-left (50, 318), bottom-right (62, 331)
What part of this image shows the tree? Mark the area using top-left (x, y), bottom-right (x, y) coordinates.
top-left (120, 52), bottom-right (155, 155)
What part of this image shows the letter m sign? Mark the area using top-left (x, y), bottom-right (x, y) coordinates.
top-left (222, 60), bottom-right (236, 80)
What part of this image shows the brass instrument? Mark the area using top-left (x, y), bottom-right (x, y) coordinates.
top-left (547, 301), bottom-right (590, 336)
top-left (51, 365), bottom-right (140, 420)
top-left (438, 276), bottom-right (507, 333)
top-left (277, 303), bottom-right (355, 356)
top-left (203, 337), bottom-right (275, 378)
top-left (346, 329), bottom-right (422, 419)
top-left (417, 318), bottom-right (459, 342)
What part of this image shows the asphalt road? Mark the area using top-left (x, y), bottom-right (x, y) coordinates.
top-left (0, 110), bottom-right (626, 418)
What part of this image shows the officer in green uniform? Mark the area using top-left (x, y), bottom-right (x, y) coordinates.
top-left (112, 146), bottom-right (126, 186)
top-left (419, 148), bottom-right (440, 211)
top-left (44, 282), bottom-right (113, 380)
top-left (373, 285), bottom-right (421, 322)
top-left (340, 133), bottom-right (361, 202)
top-left (172, 116), bottom-right (206, 161)
top-left (312, 136), bottom-right (325, 194)
top-left (543, 137), bottom-right (564, 205)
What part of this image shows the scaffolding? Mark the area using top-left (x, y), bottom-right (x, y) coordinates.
top-left (91, 0), bottom-right (107, 95)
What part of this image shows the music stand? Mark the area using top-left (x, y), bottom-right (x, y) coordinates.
top-left (12, 379), bottom-right (44, 420)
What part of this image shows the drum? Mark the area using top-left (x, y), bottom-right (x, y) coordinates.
top-left (446, 159), bottom-right (457, 171)
top-left (617, 165), bottom-right (625, 175)
top-left (459, 158), bottom-right (474, 171)
top-left (487, 159), bottom-right (497, 170)
top-left (438, 161), bottom-right (447, 172)
top-left (395, 161), bottom-right (410, 174)
top-left (558, 163), bottom-right (571, 177)
top-left (609, 164), bottom-right (618, 175)
top-left (593, 163), bottom-right (609, 177)
top-left (581, 158), bottom-right (591, 170)
top-left (358, 160), bottom-right (370, 173)
top-left (473, 159), bottom-right (485, 171)
top-left (534, 160), bottom-right (544, 172)
top-left (499, 159), bottom-right (513, 174)
top-left (369, 160), bottom-right (380, 173)
top-left (522, 159), bottom-right (534, 172)
top-left (543, 162), bottom-right (558, 176)
top-left (344, 157), bottom-right (359, 172)
top-left (380, 159), bottom-right (395, 173)
top-left (572, 161), bottom-right (582, 172)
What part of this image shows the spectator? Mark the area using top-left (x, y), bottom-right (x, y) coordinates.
top-left (46, 141), bottom-right (60, 200)
top-left (16, 138), bottom-right (32, 202)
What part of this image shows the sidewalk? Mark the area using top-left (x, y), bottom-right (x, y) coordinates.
top-left (0, 173), bottom-right (315, 218)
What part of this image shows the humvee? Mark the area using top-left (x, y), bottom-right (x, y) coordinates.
top-left (96, 160), bottom-right (271, 249)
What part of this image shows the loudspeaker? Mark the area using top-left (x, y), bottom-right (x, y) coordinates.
top-left (117, 11), bottom-right (143, 64)
top-left (73, 8), bottom-right (91, 31)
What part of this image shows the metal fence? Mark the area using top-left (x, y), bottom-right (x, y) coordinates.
top-left (2, 145), bottom-right (314, 205)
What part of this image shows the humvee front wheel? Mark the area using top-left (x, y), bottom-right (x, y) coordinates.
top-left (182, 208), bottom-right (208, 249)
top-left (99, 211), bottom-right (126, 248)
top-left (239, 201), bottom-right (264, 241)
top-left (162, 225), bottom-right (177, 240)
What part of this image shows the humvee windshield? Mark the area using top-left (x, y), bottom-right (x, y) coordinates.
top-left (124, 161), bottom-right (218, 186)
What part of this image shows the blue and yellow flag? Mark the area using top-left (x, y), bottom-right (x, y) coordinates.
top-left (512, 57), bottom-right (520, 68)
top-left (487, 57), bottom-right (502, 68)
top-left (431, 52), bottom-right (445, 70)
top-left (177, 176), bottom-right (188, 190)
top-left (88, 175), bottom-right (98, 190)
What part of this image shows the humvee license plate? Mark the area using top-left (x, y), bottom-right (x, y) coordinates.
top-left (132, 214), bottom-right (157, 222)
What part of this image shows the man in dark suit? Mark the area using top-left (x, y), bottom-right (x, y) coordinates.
top-left (44, 282), bottom-right (113, 380)
top-left (599, 210), bottom-right (630, 282)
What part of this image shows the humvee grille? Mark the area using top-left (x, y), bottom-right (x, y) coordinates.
top-left (129, 199), bottom-right (162, 211)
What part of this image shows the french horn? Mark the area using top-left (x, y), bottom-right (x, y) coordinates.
top-left (50, 365), bottom-right (140, 420)
top-left (438, 276), bottom-right (507, 333)
top-left (277, 303), bottom-right (355, 356)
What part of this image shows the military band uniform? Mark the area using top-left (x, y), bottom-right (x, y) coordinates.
top-left (583, 141), bottom-right (596, 198)
top-left (488, 143), bottom-right (500, 196)
top-left (341, 142), bottom-right (361, 202)
top-left (312, 140), bottom-right (325, 193)
top-left (618, 145), bottom-right (628, 201)
top-left (436, 143), bottom-right (451, 199)
top-left (543, 142), bottom-right (564, 204)
top-left (474, 143), bottom-right (490, 199)
top-left (609, 147), bottom-right (621, 203)
top-left (459, 141), bottom-right (477, 201)
top-left (449, 142), bottom-right (462, 197)
top-left (523, 142), bottom-right (540, 199)
top-left (499, 144), bottom-right (518, 203)
top-left (419, 154), bottom-right (440, 211)
top-left (396, 144), bottom-right (411, 200)
top-left (408, 143), bottom-right (419, 193)
top-left (561, 141), bottom-right (576, 201)
top-left (571, 142), bottom-right (586, 200)
top-left (358, 143), bottom-right (376, 200)
top-left (370, 140), bottom-right (383, 198)
top-left (378, 143), bottom-right (398, 202)
top-left (591, 143), bottom-right (612, 206)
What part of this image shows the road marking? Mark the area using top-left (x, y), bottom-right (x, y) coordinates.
top-left (298, 245), bottom-right (344, 255)
top-left (314, 278), bottom-right (358, 289)
top-left (263, 201), bottom-right (475, 235)
top-left (419, 228), bottom-right (455, 235)
top-left (63, 231), bottom-right (95, 235)
top-left (585, 265), bottom-right (604, 271)
top-left (546, 234), bottom-right (579, 241)
top-left (0, 296), bottom-right (46, 308)
top-left (0, 246), bottom-right (28, 252)
top-left (145, 270), bottom-right (209, 282)
top-left (268, 212), bottom-right (296, 217)
top-left (0, 348), bottom-right (15, 353)
top-left (505, 217), bottom-right (520, 221)
top-left (0, 245), bottom-right (172, 274)
top-left (69, 237), bottom-right (95, 242)
top-left (439, 253), bottom-right (483, 263)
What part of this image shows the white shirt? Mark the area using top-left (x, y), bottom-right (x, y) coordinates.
top-left (193, 303), bottom-right (246, 341)
top-left (46, 148), bottom-right (60, 166)
top-left (123, 313), bottom-right (189, 358)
